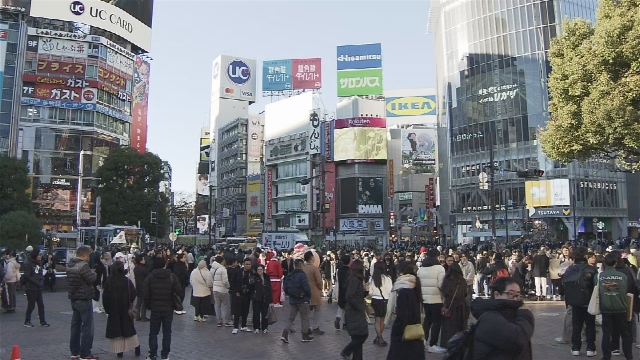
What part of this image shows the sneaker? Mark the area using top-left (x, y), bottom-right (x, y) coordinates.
top-left (611, 350), bottom-right (620, 356)
top-left (244, 327), bottom-right (253, 332)
top-left (174, 310), bottom-right (181, 315)
top-left (40, 321), bottom-right (50, 327)
top-left (23, 321), bottom-right (34, 327)
top-left (144, 357), bottom-right (156, 360)
top-left (217, 321), bottom-right (223, 327)
top-left (571, 350), bottom-right (579, 356)
top-left (263, 329), bottom-right (268, 334)
top-left (224, 321), bottom-right (233, 327)
top-left (281, 329), bottom-right (289, 343)
top-left (199, 317), bottom-right (206, 322)
top-left (80, 356), bottom-right (99, 360)
top-left (586, 350), bottom-right (596, 357)
top-left (160, 357), bottom-right (169, 360)
top-left (555, 337), bottom-right (569, 344)
top-left (254, 329), bottom-right (260, 334)
top-left (194, 316), bottom-right (199, 321)
top-left (232, 328), bottom-right (238, 334)
top-left (71, 356), bottom-right (80, 360)
top-left (301, 333), bottom-right (315, 342)
top-left (312, 328), bottom-right (325, 335)
top-left (273, 303), bottom-right (283, 308)
top-left (334, 317), bottom-right (341, 330)
top-left (428, 345), bottom-right (447, 354)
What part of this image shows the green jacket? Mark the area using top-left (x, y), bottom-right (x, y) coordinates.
top-left (598, 268), bottom-right (628, 314)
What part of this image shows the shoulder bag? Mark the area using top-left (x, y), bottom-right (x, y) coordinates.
top-left (170, 274), bottom-right (184, 312)
top-left (587, 274), bottom-right (600, 315)
top-left (441, 284), bottom-right (459, 318)
top-left (402, 278), bottom-right (426, 342)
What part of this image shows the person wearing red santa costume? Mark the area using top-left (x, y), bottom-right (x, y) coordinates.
top-left (265, 251), bottom-right (284, 307)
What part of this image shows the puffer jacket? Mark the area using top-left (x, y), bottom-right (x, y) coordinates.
top-left (67, 258), bottom-right (97, 301)
top-left (3, 257), bottom-right (20, 283)
top-left (471, 298), bottom-right (534, 360)
top-left (210, 261), bottom-right (229, 293)
top-left (284, 268), bottom-right (311, 305)
top-left (190, 266), bottom-right (213, 297)
top-left (141, 268), bottom-right (184, 313)
top-left (417, 257), bottom-right (445, 304)
top-left (22, 258), bottom-right (44, 290)
top-left (345, 274), bottom-right (368, 336)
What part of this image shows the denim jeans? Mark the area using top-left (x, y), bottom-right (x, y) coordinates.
top-left (149, 311), bottom-right (173, 359)
top-left (70, 299), bottom-right (94, 357)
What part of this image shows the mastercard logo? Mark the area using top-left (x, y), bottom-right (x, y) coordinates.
top-left (224, 87), bottom-right (234, 94)
top-left (83, 89), bottom-right (95, 101)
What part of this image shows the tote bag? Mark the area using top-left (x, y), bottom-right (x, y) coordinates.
top-left (587, 275), bottom-right (600, 316)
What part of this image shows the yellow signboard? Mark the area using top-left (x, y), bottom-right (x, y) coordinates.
top-left (525, 180), bottom-right (552, 207)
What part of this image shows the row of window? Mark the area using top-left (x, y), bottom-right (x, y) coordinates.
top-left (274, 198), bottom-right (308, 213)
top-left (20, 106), bottom-right (130, 138)
top-left (275, 181), bottom-right (306, 198)
top-left (221, 123), bottom-right (248, 141)
top-left (221, 186), bottom-right (245, 196)
top-left (220, 168), bottom-right (247, 181)
top-left (276, 162), bottom-right (308, 179)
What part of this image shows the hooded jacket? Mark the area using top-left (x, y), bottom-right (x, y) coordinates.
top-left (210, 260), bottom-right (229, 293)
top-left (141, 268), bottom-right (184, 313)
top-left (417, 256), bottom-right (445, 304)
top-left (190, 261), bottom-right (213, 297)
top-left (22, 257), bottom-right (44, 290)
top-left (471, 298), bottom-right (534, 360)
top-left (67, 257), bottom-right (97, 301)
top-left (3, 257), bottom-right (20, 283)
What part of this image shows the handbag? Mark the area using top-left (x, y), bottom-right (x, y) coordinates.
top-left (267, 304), bottom-right (278, 325)
top-left (441, 284), bottom-right (459, 318)
top-left (587, 275), bottom-right (600, 316)
top-left (170, 274), bottom-right (184, 312)
top-left (402, 292), bottom-right (425, 341)
top-left (365, 296), bottom-right (375, 316)
top-left (127, 280), bottom-right (136, 320)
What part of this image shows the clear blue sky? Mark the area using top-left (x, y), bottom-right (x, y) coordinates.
top-left (146, 0), bottom-right (436, 194)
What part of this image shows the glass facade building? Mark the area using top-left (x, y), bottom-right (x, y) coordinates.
top-left (430, 0), bottom-right (628, 243)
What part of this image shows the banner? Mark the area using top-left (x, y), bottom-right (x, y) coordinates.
top-left (196, 174), bottom-right (209, 196)
top-left (357, 177), bottom-right (383, 214)
top-left (248, 116), bottom-right (262, 161)
top-left (324, 162), bottom-right (336, 230)
top-left (262, 59), bottom-right (291, 92)
top-left (525, 179), bottom-right (570, 207)
top-left (131, 56), bottom-right (150, 153)
top-left (1, 0), bottom-right (30, 12)
top-left (200, 137), bottom-right (210, 161)
top-left (37, 37), bottom-right (89, 57)
top-left (0, 25), bottom-right (10, 104)
top-left (388, 159), bottom-right (394, 197)
top-left (22, 82), bottom-right (97, 103)
top-left (333, 117), bottom-right (386, 129)
top-left (247, 176), bottom-right (261, 216)
top-left (267, 169), bottom-right (273, 219)
top-left (196, 215), bottom-right (209, 235)
top-left (37, 60), bottom-right (85, 76)
top-left (337, 68), bottom-right (383, 97)
top-left (291, 58), bottom-right (321, 90)
top-left (401, 128), bottom-right (437, 168)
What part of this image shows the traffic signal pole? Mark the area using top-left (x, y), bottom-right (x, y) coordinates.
top-left (489, 128), bottom-right (497, 242)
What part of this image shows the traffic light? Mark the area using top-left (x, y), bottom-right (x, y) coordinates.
top-left (175, 229), bottom-right (180, 235)
top-left (516, 169), bottom-right (545, 178)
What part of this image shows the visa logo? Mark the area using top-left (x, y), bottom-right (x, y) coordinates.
top-left (241, 90), bottom-right (253, 97)
top-left (386, 96), bottom-right (437, 117)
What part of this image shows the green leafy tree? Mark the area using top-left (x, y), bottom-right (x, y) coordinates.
top-left (0, 211), bottom-right (42, 250)
top-left (94, 148), bottom-right (169, 239)
top-left (539, 0), bottom-right (640, 169)
top-left (0, 156), bottom-right (32, 217)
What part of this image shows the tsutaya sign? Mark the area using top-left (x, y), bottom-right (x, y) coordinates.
top-left (528, 207), bottom-right (572, 218)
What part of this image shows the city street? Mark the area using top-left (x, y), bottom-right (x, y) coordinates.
top-left (0, 288), bottom-right (607, 360)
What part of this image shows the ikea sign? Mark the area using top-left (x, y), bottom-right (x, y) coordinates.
top-left (386, 96), bottom-right (437, 117)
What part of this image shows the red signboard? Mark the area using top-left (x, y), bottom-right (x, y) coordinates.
top-left (23, 74), bottom-right (98, 88)
top-left (130, 56), bottom-right (150, 153)
top-left (425, 177), bottom-right (435, 209)
top-left (267, 169), bottom-right (273, 220)
top-left (37, 60), bottom-right (85, 76)
top-left (99, 67), bottom-right (126, 88)
top-left (324, 162), bottom-right (336, 231)
top-left (292, 57), bottom-right (322, 90)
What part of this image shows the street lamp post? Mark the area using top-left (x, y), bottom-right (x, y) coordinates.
top-left (76, 150), bottom-right (92, 245)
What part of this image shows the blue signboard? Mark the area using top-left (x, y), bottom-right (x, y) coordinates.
top-left (21, 98), bottom-right (96, 110)
top-left (262, 59), bottom-right (292, 92)
top-left (336, 43), bottom-right (382, 70)
top-left (96, 104), bottom-right (132, 122)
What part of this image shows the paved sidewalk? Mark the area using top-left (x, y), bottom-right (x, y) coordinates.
top-left (0, 289), bottom-right (625, 360)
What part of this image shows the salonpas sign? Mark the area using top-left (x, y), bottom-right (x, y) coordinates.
top-left (30, 0), bottom-right (153, 52)
top-left (337, 68), bottom-right (383, 97)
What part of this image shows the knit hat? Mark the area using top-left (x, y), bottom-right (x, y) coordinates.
top-left (420, 247), bottom-right (427, 254)
top-left (26, 245), bottom-right (33, 252)
top-left (197, 260), bottom-right (207, 270)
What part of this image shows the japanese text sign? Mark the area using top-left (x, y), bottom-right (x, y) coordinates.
top-left (38, 37), bottom-right (88, 57)
top-left (337, 43), bottom-right (382, 70)
top-left (37, 60), bottom-right (85, 76)
top-left (291, 58), bottom-right (321, 90)
top-left (261, 57), bottom-right (322, 93)
top-left (98, 67), bottom-right (126, 88)
top-left (262, 59), bottom-right (292, 92)
top-left (337, 68), bottom-right (383, 97)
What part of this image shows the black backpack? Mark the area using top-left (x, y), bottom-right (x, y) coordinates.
top-left (562, 264), bottom-right (590, 307)
top-left (445, 313), bottom-right (486, 360)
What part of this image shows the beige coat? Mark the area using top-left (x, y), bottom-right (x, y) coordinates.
top-left (303, 262), bottom-right (323, 306)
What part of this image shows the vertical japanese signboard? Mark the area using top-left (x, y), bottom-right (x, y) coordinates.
top-left (309, 110), bottom-right (321, 155)
top-left (0, 24), bottom-right (8, 102)
top-left (131, 55), bottom-right (150, 153)
top-left (266, 169), bottom-right (273, 220)
top-left (425, 177), bottom-right (435, 209)
top-left (336, 43), bottom-right (383, 97)
top-left (388, 159), bottom-right (394, 197)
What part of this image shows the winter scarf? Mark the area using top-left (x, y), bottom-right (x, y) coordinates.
top-left (384, 274), bottom-right (417, 326)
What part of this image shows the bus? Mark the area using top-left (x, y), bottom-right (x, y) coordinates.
top-left (76, 225), bottom-right (147, 248)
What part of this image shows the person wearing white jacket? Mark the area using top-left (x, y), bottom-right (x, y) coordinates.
top-left (459, 253), bottom-right (475, 302)
top-left (210, 256), bottom-right (232, 327)
top-left (417, 248), bottom-right (446, 354)
top-left (3, 251), bottom-right (20, 313)
top-left (190, 260), bottom-right (213, 322)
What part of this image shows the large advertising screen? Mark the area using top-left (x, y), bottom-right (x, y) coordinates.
top-left (357, 177), bottom-right (383, 214)
top-left (401, 128), bottom-right (437, 169)
top-left (333, 128), bottom-right (387, 161)
top-left (212, 55), bottom-right (257, 104)
top-left (200, 137), bottom-right (210, 161)
top-left (131, 56), bottom-right (150, 153)
top-left (30, 0), bottom-right (154, 52)
top-left (525, 179), bottom-right (570, 207)
top-left (261, 58), bottom-right (322, 93)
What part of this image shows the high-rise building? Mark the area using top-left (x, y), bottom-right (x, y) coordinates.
top-left (429, 0), bottom-right (627, 243)
top-left (1, 1), bottom-right (154, 231)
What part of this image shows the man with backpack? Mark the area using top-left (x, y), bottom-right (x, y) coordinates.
top-left (561, 246), bottom-right (597, 357)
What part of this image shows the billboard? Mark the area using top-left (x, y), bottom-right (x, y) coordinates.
top-left (340, 177), bottom-right (358, 214)
top-left (333, 128), bottom-right (387, 161)
top-left (209, 133), bottom-right (217, 188)
top-left (357, 177), bottom-right (384, 214)
top-left (0, 26), bottom-right (9, 105)
top-left (196, 215), bottom-right (209, 235)
top-left (339, 218), bottom-right (384, 232)
top-left (525, 179), bottom-right (571, 208)
top-left (266, 169), bottom-right (273, 220)
top-left (333, 117), bottom-right (386, 129)
top-left (22, 82), bottom-right (97, 103)
top-left (401, 128), bottom-right (437, 168)
top-left (196, 174), bottom-right (209, 197)
top-left (36, 37), bottom-right (89, 57)
top-left (386, 96), bottom-right (437, 117)
top-left (336, 43), bottom-right (382, 70)
top-left (248, 115), bottom-right (262, 162)
top-left (1, 0), bottom-right (30, 12)
top-left (200, 137), bottom-right (210, 161)
top-left (261, 58), bottom-right (322, 93)
top-left (337, 68), bottom-right (383, 97)
top-left (212, 55), bottom-right (257, 103)
top-left (247, 176), bottom-right (261, 216)
top-left (131, 56), bottom-right (150, 153)
top-left (29, 0), bottom-right (154, 52)
top-left (35, 60), bottom-right (85, 76)
top-left (309, 110), bottom-right (321, 155)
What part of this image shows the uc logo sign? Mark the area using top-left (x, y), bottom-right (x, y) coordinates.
top-left (227, 59), bottom-right (251, 86)
top-left (70, 1), bottom-right (85, 15)
top-left (386, 96), bottom-right (437, 117)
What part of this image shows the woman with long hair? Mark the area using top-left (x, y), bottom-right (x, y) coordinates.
top-left (102, 261), bottom-right (140, 358)
top-left (439, 262), bottom-right (468, 348)
top-left (93, 252), bottom-right (112, 313)
top-left (43, 253), bottom-right (56, 292)
top-left (370, 261), bottom-right (392, 346)
top-left (386, 261), bottom-right (425, 360)
top-left (340, 259), bottom-right (369, 360)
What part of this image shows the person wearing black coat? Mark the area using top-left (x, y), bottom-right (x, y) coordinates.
top-left (172, 254), bottom-right (189, 314)
top-left (470, 277), bottom-right (534, 360)
top-left (341, 260), bottom-right (369, 360)
top-left (531, 249), bottom-right (550, 301)
top-left (382, 254), bottom-right (397, 283)
top-left (281, 252), bottom-right (295, 277)
top-left (251, 265), bottom-right (272, 333)
top-left (230, 258), bottom-right (255, 332)
top-left (22, 249), bottom-right (48, 327)
top-left (133, 255), bottom-right (150, 321)
top-left (335, 255), bottom-right (351, 329)
top-left (103, 261), bottom-right (140, 357)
